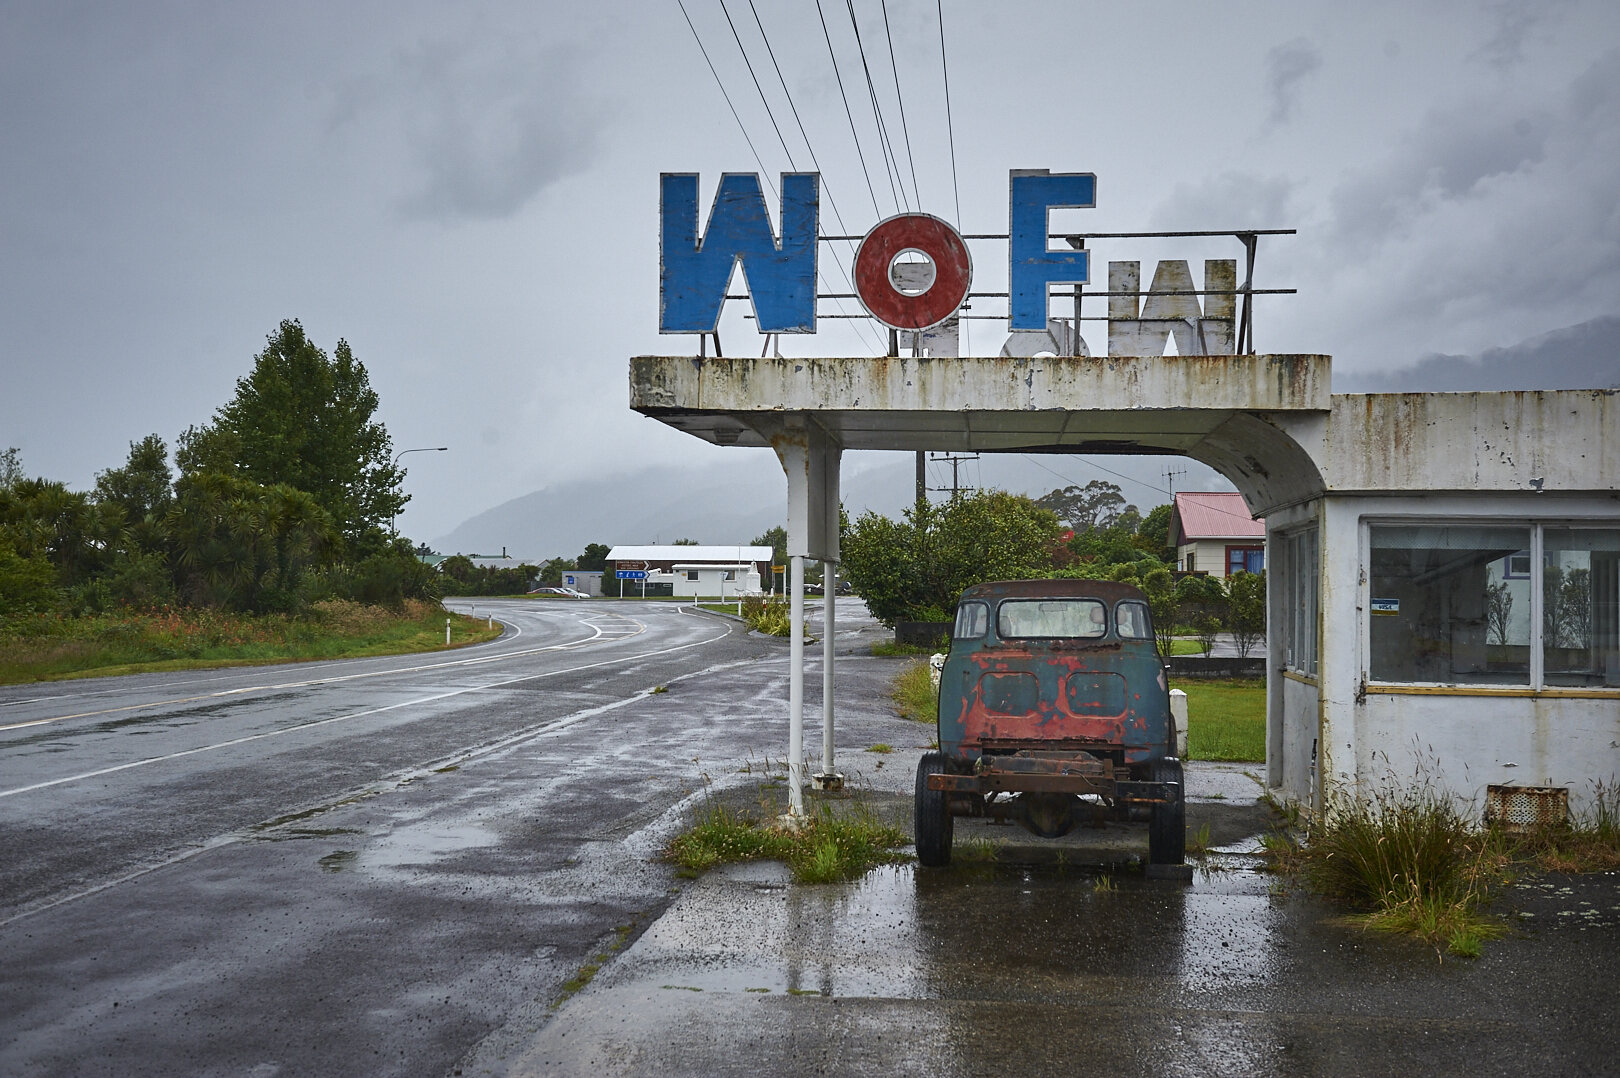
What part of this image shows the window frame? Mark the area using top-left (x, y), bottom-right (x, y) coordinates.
top-left (1362, 518), bottom-right (1620, 691)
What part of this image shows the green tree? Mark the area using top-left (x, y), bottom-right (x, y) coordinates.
top-left (95, 434), bottom-right (173, 556)
top-left (165, 473), bottom-right (335, 610)
top-left (1035, 480), bottom-right (1130, 531)
top-left (1175, 573), bottom-right (1228, 656)
top-left (0, 531), bottom-right (58, 615)
top-left (0, 448), bottom-right (23, 491)
top-left (1225, 570), bottom-right (1266, 658)
top-left (840, 490), bottom-right (1061, 627)
top-left (577, 543), bottom-right (610, 571)
top-left (538, 556), bottom-right (575, 586)
top-left (1133, 503), bottom-right (1175, 562)
top-left (179, 320), bottom-right (403, 542)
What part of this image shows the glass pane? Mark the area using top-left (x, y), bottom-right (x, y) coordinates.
top-left (953, 601), bottom-right (988, 640)
top-left (1369, 525), bottom-right (1530, 684)
top-left (998, 599), bottom-right (1107, 639)
top-left (1116, 601), bottom-right (1151, 639)
top-left (1544, 528), bottom-right (1620, 687)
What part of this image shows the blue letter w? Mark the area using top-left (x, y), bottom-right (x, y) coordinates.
top-left (660, 173), bottom-right (819, 334)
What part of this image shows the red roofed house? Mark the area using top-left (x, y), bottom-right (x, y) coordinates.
top-left (1170, 492), bottom-right (1265, 577)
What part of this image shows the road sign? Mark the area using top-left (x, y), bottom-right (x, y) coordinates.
top-left (617, 570), bottom-right (647, 580)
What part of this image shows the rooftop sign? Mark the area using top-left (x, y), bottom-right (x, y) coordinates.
top-left (660, 170), bottom-right (1096, 335)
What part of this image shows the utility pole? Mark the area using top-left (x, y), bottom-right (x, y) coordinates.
top-left (915, 451), bottom-right (927, 506)
top-left (931, 453), bottom-right (980, 498)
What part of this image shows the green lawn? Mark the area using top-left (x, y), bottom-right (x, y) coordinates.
top-left (1179, 678), bottom-right (1266, 762)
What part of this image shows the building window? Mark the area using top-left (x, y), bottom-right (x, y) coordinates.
top-left (1279, 528), bottom-right (1317, 676)
top-left (1366, 523), bottom-right (1620, 688)
top-left (1543, 528), bottom-right (1620, 687)
top-left (723, 570), bottom-right (735, 581)
top-left (1184, 552), bottom-right (1196, 573)
top-left (687, 570), bottom-right (699, 581)
top-left (1369, 525), bottom-right (1531, 685)
top-left (1227, 546), bottom-right (1264, 576)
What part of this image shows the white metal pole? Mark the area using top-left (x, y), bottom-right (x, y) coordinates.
top-left (788, 554), bottom-right (806, 817)
top-left (445, 618), bottom-right (451, 645)
top-left (821, 562), bottom-right (836, 780)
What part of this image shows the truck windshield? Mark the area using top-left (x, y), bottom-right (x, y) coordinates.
top-left (997, 599), bottom-right (1107, 639)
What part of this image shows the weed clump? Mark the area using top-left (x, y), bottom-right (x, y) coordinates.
top-left (665, 802), bottom-right (909, 884)
top-left (891, 658), bottom-right (938, 723)
top-left (1288, 776), bottom-right (1508, 957)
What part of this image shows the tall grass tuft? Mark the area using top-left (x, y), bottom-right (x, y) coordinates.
top-left (665, 801), bottom-right (909, 884)
top-left (892, 658), bottom-right (938, 723)
top-left (1302, 777), bottom-right (1507, 957)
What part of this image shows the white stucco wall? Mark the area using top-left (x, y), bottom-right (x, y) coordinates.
top-left (1301, 491), bottom-right (1620, 819)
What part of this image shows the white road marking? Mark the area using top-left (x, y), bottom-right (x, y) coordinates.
top-left (0, 620), bottom-right (731, 799)
top-left (0, 613), bottom-right (649, 734)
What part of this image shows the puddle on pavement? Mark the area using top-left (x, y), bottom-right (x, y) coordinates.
top-left (607, 851), bottom-right (1288, 1001)
top-left (359, 820), bottom-right (502, 871)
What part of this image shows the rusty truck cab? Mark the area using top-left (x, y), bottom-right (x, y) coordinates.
top-left (914, 579), bottom-right (1186, 872)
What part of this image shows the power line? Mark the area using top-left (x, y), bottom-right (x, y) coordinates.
top-left (814, 0), bottom-right (883, 221)
top-left (935, 0), bottom-right (962, 230)
top-left (744, 0), bottom-right (885, 354)
top-left (879, 0), bottom-right (922, 210)
top-left (718, 1), bottom-right (799, 169)
top-left (678, 0), bottom-right (778, 200)
top-left (845, 0), bottom-right (908, 214)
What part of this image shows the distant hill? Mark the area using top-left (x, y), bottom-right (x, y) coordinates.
top-left (1336, 315), bottom-right (1620, 393)
top-left (431, 450), bottom-right (1230, 562)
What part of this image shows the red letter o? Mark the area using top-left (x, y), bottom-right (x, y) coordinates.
top-left (853, 214), bottom-right (972, 331)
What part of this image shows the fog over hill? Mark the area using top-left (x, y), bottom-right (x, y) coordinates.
top-left (434, 316), bottom-right (1618, 562)
top-left (1334, 315), bottom-right (1620, 393)
top-left (431, 451), bottom-right (1229, 562)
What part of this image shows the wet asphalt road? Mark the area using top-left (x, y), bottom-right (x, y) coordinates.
top-left (5, 598), bottom-right (1619, 1077)
top-left (0, 598), bottom-right (893, 1077)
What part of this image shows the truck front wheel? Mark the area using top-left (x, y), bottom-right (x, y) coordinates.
top-left (914, 752), bottom-right (954, 867)
top-left (1148, 757), bottom-right (1186, 866)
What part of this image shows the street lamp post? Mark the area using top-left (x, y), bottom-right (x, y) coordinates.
top-left (391, 446), bottom-right (448, 536)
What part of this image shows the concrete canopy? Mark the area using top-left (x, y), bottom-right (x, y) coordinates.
top-left (630, 353), bottom-right (1332, 513)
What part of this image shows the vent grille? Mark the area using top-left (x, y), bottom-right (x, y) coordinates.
top-left (1484, 784), bottom-right (1569, 832)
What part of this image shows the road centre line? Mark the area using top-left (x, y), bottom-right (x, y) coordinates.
top-left (0, 647), bottom-right (765, 929)
top-left (0, 613), bottom-right (646, 734)
top-left (0, 620), bottom-right (732, 799)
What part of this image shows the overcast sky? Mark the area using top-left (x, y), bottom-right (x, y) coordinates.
top-left (3, 0), bottom-right (1617, 541)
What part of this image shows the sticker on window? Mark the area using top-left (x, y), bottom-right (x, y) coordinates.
top-left (1370, 598), bottom-right (1400, 616)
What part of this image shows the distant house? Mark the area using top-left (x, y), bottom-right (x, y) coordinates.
top-left (1169, 492), bottom-right (1265, 577)
top-left (560, 570), bottom-right (603, 596)
top-left (606, 544), bottom-right (773, 598)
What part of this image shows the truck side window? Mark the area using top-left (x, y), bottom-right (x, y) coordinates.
top-left (953, 601), bottom-right (989, 639)
top-left (1116, 600), bottom-right (1152, 640)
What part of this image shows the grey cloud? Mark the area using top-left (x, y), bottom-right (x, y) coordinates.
top-left (1336, 315), bottom-right (1620, 392)
top-left (1303, 48), bottom-right (1620, 368)
top-left (1264, 38), bottom-right (1321, 125)
top-left (1473, 0), bottom-right (1571, 69)
top-left (1148, 173), bottom-right (1298, 232)
top-left (391, 38), bottom-right (615, 220)
top-left (1327, 104), bottom-right (1553, 254)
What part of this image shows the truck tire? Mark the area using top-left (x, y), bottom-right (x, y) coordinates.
top-left (1148, 757), bottom-right (1186, 865)
top-left (914, 752), bottom-right (954, 867)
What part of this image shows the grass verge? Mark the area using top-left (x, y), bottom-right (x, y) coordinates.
top-left (892, 658), bottom-right (938, 723)
top-left (665, 801), bottom-right (910, 884)
top-left (0, 599), bottom-right (501, 684)
top-left (1178, 678), bottom-right (1265, 762)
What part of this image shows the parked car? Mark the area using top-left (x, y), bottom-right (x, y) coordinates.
top-left (914, 578), bottom-right (1185, 872)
